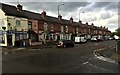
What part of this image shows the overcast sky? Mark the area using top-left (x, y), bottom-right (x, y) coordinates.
top-left (1, 0), bottom-right (120, 32)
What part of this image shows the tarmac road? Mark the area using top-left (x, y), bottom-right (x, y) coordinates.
top-left (2, 40), bottom-right (119, 73)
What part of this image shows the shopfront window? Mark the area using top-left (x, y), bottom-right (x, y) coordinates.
top-left (23, 34), bottom-right (27, 39)
top-left (15, 34), bottom-right (20, 41)
top-left (0, 30), bottom-right (5, 43)
top-left (0, 34), bottom-right (5, 43)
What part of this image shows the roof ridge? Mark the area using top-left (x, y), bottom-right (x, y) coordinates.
top-left (0, 2), bottom-right (16, 8)
top-left (24, 10), bottom-right (40, 15)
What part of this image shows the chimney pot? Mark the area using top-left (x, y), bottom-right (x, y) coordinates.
top-left (78, 20), bottom-right (82, 25)
top-left (91, 23), bottom-right (94, 26)
top-left (41, 10), bottom-right (46, 18)
top-left (17, 4), bottom-right (23, 11)
top-left (70, 17), bottom-right (73, 24)
top-left (58, 15), bottom-right (62, 22)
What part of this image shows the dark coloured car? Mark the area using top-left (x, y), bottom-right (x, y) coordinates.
top-left (97, 37), bottom-right (104, 41)
top-left (57, 40), bottom-right (75, 48)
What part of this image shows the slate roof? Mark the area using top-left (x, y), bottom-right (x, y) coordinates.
top-left (88, 25), bottom-right (91, 28)
top-left (0, 3), bottom-right (85, 26)
top-left (45, 15), bottom-right (59, 23)
top-left (1, 3), bottom-right (27, 18)
top-left (23, 10), bottom-right (44, 20)
top-left (0, 2), bottom-right (108, 31)
top-left (61, 19), bottom-right (70, 25)
top-left (81, 24), bottom-right (86, 27)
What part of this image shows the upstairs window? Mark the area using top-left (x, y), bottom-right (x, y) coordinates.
top-left (94, 30), bottom-right (96, 34)
top-left (89, 29), bottom-right (91, 34)
top-left (76, 28), bottom-right (78, 34)
top-left (44, 23), bottom-right (48, 31)
top-left (16, 20), bottom-right (21, 26)
top-left (61, 26), bottom-right (64, 33)
top-left (51, 24), bottom-right (54, 31)
top-left (73, 28), bottom-right (75, 34)
top-left (28, 21), bottom-right (32, 29)
top-left (65, 25), bottom-right (68, 33)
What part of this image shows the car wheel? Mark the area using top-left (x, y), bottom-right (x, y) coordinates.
top-left (57, 46), bottom-right (60, 48)
top-left (63, 44), bottom-right (67, 48)
top-left (71, 44), bottom-right (74, 47)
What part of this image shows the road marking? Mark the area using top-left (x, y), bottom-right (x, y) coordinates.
top-left (93, 48), bottom-right (118, 64)
top-left (83, 62), bottom-right (89, 65)
top-left (96, 56), bottom-right (118, 64)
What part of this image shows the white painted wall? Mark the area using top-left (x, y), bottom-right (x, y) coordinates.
top-left (7, 16), bottom-right (28, 46)
top-left (0, 8), bottom-right (28, 46)
top-left (0, 9), bottom-right (7, 46)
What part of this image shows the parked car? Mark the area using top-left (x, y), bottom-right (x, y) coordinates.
top-left (91, 37), bottom-right (98, 42)
top-left (109, 37), bottom-right (113, 40)
top-left (114, 35), bottom-right (120, 40)
top-left (75, 37), bottom-right (87, 43)
top-left (97, 37), bottom-right (104, 41)
top-left (57, 40), bottom-right (75, 48)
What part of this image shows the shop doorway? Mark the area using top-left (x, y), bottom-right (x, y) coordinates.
top-left (7, 35), bottom-right (12, 46)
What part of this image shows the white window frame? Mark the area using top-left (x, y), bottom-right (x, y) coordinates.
top-left (61, 26), bottom-right (64, 33)
top-left (16, 20), bottom-right (21, 26)
top-left (65, 25), bottom-right (68, 33)
top-left (51, 24), bottom-right (54, 31)
top-left (76, 28), bottom-right (78, 34)
top-left (44, 23), bottom-right (48, 31)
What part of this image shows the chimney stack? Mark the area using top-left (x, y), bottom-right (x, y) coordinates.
top-left (58, 15), bottom-right (62, 22)
top-left (41, 10), bottom-right (46, 18)
top-left (104, 26), bottom-right (106, 29)
top-left (86, 22), bottom-right (88, 25)
top-left (17, 4), bottom-right (23, 11)
top-left (78, 20), bottom-right (82, 25)
top-left (70, 17), bottom-right (73, 24)
top-left (86, 22), bottom-right (88, 28)
top-left (91, 23), bottom-right (94, 28)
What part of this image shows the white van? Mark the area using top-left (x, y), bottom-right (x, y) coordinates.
top-left (75, 37), bottom-right (87, 43)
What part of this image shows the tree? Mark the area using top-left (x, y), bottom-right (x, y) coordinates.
top-left (111, 32), bottom-right (117, 37)
top-left (116, 28), bottom-right (120, 37)
top-left (115, 28), bottom-right (120, 53)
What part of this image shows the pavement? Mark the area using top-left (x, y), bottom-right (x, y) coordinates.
top-left (94, 46), bottom-right (120, 63)
top-left (1, 44), bottom-right (56, 54)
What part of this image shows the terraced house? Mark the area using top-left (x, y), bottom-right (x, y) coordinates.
top-left (0, 3), bottom-right (111, 46)
top-left (0, 3), bottom-right (28, 46)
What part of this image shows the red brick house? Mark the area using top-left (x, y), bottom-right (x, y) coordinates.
top-left (0, 3), bottom-right (112, 46)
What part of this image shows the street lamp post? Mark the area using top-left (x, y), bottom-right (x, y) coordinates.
top-left (58, 3), bottom-right (64, 16)
top-left (79, 9), bottom-right (84, 21)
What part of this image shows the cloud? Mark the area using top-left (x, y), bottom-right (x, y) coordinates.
top-left (90, 2), bottom-right (118, 12)
top-left (106, 23), bottom-right (118, 32)
top-left (3, 1), bottom-right (118, 32)
top-left (100, 11), bottom-right (111, 19)
top-left (92, 2), bottom-right (112, 8)
top-left (9, 2), bottom-right (90, 13)
top-left (105, 2), bottom-right (118, 11)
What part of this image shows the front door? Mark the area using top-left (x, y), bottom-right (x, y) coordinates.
top-left (7, 35), bottom-right (12, 46)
